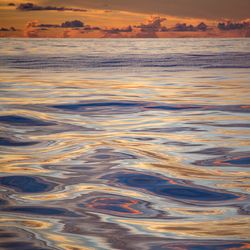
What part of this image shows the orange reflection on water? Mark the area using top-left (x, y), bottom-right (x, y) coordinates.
top-left (118, 218), bottom-right (250, 239)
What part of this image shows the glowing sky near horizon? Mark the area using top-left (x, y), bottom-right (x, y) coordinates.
top-left (1, 0), bottom-right (250, 27)
top-left (0, 0), bottom-right (249, 38)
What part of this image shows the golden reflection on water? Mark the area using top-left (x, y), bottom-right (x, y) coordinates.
top-left (117, 218), bottom-right (250, 239)
top-left (21, 184), bottom-right (144, 202)
top-left (0, 216), bottom-right (97, 250)
top-left (0, 39), bottom-right (250, 250)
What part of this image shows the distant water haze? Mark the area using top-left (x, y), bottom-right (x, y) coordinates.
top-left (0, 38), bottom-right (250, 250)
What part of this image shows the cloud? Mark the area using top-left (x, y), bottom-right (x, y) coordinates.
top-left (37, 23), bottom-right (61, 28)
top-left (136, 16), bottom-right (166, 32)
top-left (103, 26), bottom-right (133, 34)
top-left (25, 19), bottom-right (38, 28)
top-left (61, 20), bottom-right (84, 28)
top-left (172, 22), bottom-right (207, 31)
top-left (196, 22), bottom-right (208, 31)
top-left (217, 21), bottom-right (249, 30)
top-left (62, 27), bottom-right (102, 38)
top-left (38, 20), bottom-right (85, 28)
top-left (101, 26), bottom-right (133, 38)
top-left (83, 25), bottom-right (101, 31)
top-left (0, 26), bottom-right (16, 31)
top-left (29, 19), bottom-right (103, 31)
top-left (17, 2), bottom-right (87, 12)
top-left (22, 20), bottom-right (86, 37)
top-left (173, 23), bottom-right (195, 32)
top-left (40, 0), bottom-right (250, 20)
top-left (24, 20), bottom-right (40, 37)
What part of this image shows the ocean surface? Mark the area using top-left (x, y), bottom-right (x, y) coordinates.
top-left (0, 38), bottom-right (250, 250)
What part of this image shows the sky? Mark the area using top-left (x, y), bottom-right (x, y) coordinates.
top-left (0, 0), bottom-right (250, 37)
top-left (40, 0), bottom-right (250, 20)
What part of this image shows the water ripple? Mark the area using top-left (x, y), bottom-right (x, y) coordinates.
top-left (0, 39), bottom-right (250, 250)
top-left (0, 115), bottom-right (55, 126)
top-left (102, 171), bottom-right (241, 203)
top-left (0, 176), bottom-right (57, 193)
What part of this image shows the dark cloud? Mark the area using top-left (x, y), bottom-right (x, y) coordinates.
top-left (61, 20), bottom-right (84, 28)
top-left (37, 23), bottom-right (61, 28)
top-left (173, 23), bottom-right (195, 32)
top-left (41, 0), bottom-right (250, 20)
top-left (17, 2), bottom-right (87, 12)
top-left (35, 20), bottom-right (85, 28)
top-left (30, 20), bottom-right (103, 31)
top-left (196, 22), bottom-right (208, 31)
top-left (217, 21), bottom-right (250, 30)
top-left (133, 17), bottom-right (165, 38)
top-left (136, 16), bottom-right (166, 32)
top-left (0, 27), bottom-right (16, 31)
top-left (104, 26), bottom-right (133, 34)
top-left (172, 22), bottom-right (208, 32)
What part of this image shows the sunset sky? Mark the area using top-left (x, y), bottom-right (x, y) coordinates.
top-left (0, 0), bottom-right (250, 37)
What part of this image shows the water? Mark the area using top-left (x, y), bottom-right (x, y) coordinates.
top-left (0, 38), bottom-right (250, 250)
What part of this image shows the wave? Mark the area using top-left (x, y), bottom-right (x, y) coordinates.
top-left (1, 52), bottom-right (250, 71)
top-left (0, 39), bottom-right (250, 250)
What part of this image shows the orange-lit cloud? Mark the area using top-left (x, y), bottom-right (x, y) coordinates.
top-left (24, 19), bottom-right (39, 37)
top-left (136, 16), bottom-right (166, 32)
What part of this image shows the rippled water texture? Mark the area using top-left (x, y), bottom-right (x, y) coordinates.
top-left (0, 38), bottom-right (250, 250)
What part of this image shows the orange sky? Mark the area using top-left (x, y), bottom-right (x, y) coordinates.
top-left (0, 0), bottom-right (249, 38)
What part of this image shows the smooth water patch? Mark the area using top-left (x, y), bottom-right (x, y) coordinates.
top-left (103, 171), bottom-right (240, 202)
top-left (2, 206), bottom-right (77, 216)
top-left (0, 137), bottom-right (39, 147)
top-left (0, 115), bottom-right (55, 126)
top-left (194, 151), bottom-right (250, 167)
top-left (78, 193), bottom-right (170, 218)
top-left (0, 176), bottom-right (56, 193)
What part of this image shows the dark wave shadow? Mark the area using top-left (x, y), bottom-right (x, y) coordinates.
top-left (2, 206), bottom-right (78, 217)
top-left (194, 151), bottom-right (250, 167)
top-left (0, 242), bottom-right (51, 250)
top-left (0, 137), bottom-right (39, 147)
top-left (78, 193), bottom-right (175, 219)
top-left (102, 171), bottom-right (240, 203)
top-left (0, 176), bottom-right (57, 193)
top-left (48, 100), bottom-right (250, 117)
top-left (0, 115), bottom-right (55, 126)
top-left (187, 147), bottom-right (233, 155)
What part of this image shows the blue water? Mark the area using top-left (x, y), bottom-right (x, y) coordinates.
top-left (0, 38), bottom-right (250, 250)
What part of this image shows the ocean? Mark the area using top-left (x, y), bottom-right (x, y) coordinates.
top-left (0, 38), bottom-right (250, 250)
